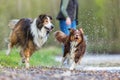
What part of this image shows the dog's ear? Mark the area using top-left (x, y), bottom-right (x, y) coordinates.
top-left (48, 15), bottom-right (52, 20)
top-left (78, 28), bottom-right (84, 34)
top-left (68, 28), bottom-right (74, 33)
top-left (38, 14), bottom-right (46, 21)
top-left (36, 14), bottom-right (47, 29)
top-left (37, 14), bottom-right (46, 25)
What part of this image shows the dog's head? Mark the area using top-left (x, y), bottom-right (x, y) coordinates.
top-left (69, 28), bottom-right (84, 43)
top-left (36, 14), bottom-right (54, 33)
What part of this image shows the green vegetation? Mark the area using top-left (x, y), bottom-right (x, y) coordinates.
top-left (0, 0), bottom-right (120, 53)
top-left (79, 0), bottom-right (120, 53)
top-left (0, 47), bottom-right (61, 68)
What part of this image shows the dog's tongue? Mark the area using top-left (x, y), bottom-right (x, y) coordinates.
top-left (50, 28), bottom-right (53, 31)
top-left (50, 26), bottom-right (54, 31)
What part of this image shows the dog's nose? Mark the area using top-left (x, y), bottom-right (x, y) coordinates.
top-left (51, 24), bottom-right (54, 29)
top-left (76, 34), bottom-right (79, 37)
top-left (75, 34), bottom-right (79, 39)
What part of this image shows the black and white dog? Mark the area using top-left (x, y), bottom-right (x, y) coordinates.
top-left (6, 14), bottom-right (54, 68)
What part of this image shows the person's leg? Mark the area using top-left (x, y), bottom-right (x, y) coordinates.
top-left (71, 20), bottom-right (77, 29)
top-left (59, 20), bottom-right (70, 35)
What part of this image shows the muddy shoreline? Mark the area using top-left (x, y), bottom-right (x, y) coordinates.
top-left (0, 66), bottom-right (120, 80)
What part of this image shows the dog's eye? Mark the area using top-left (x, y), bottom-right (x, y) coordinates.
top-left (45, 20), bottom-right (48, 23)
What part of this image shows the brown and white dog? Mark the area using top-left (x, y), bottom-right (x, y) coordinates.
top-left (55, 28), bottom-right (86, 70)
top-left (6, 14), bottom-right (54, 68)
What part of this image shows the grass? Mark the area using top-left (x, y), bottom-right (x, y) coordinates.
top-left (0, 47), bottom-right (62, 68)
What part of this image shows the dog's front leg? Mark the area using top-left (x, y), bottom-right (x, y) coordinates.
top-left (6, 43), bottom-right (12, 55)
top-left (24, 49), bottom-right (30, 69)
top-left (61, 57), bottom-right (67, 67)
top-left (66, 54), bottom-right (70, 65)
top-left (25, 57), bottom-right (30, 69)
top-left (20, 49), bottom-right (26, 63)
top-left (70, 62), bottom-right (76, 70)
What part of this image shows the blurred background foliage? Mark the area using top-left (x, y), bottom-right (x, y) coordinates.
top-left (0, 0), bottom-right (120, 54)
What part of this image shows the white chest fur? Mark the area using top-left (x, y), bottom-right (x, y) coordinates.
top-left (69, 41), bottom-right (79, 70)
top-left (30, 19), bottom-right (48, 48)
top-left (70, 41), bottom-right (78, 58)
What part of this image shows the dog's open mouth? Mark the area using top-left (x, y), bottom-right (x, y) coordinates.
top-left (45, 26), bottom-right (54, 34)
top-left (75, 37), bottom-right (78, 39)
top-left (45, 26), bottom-right (54, 31)
top-left (75, 36), bottom-right (79, 40)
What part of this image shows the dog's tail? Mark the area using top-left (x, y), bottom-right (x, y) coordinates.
top-left (8, 19), bottom-right (19, 29)
top-left (54, 31), bottom-right (67, 44)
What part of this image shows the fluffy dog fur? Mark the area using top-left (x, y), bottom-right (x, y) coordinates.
top-left (6, 14), bottom-right (54, 68)
top-left (55, 28), bottom-right (86, 70)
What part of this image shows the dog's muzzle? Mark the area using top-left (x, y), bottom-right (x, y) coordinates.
top-left (45, 24), bottom-right (54, 31)
top-left (45, 24), bottom-right (54, 34)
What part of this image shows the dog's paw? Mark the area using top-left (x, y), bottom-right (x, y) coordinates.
top-left (69, 62), bottom-right (76, 70)
top-left (70, 66), bottom-right (74, 70)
